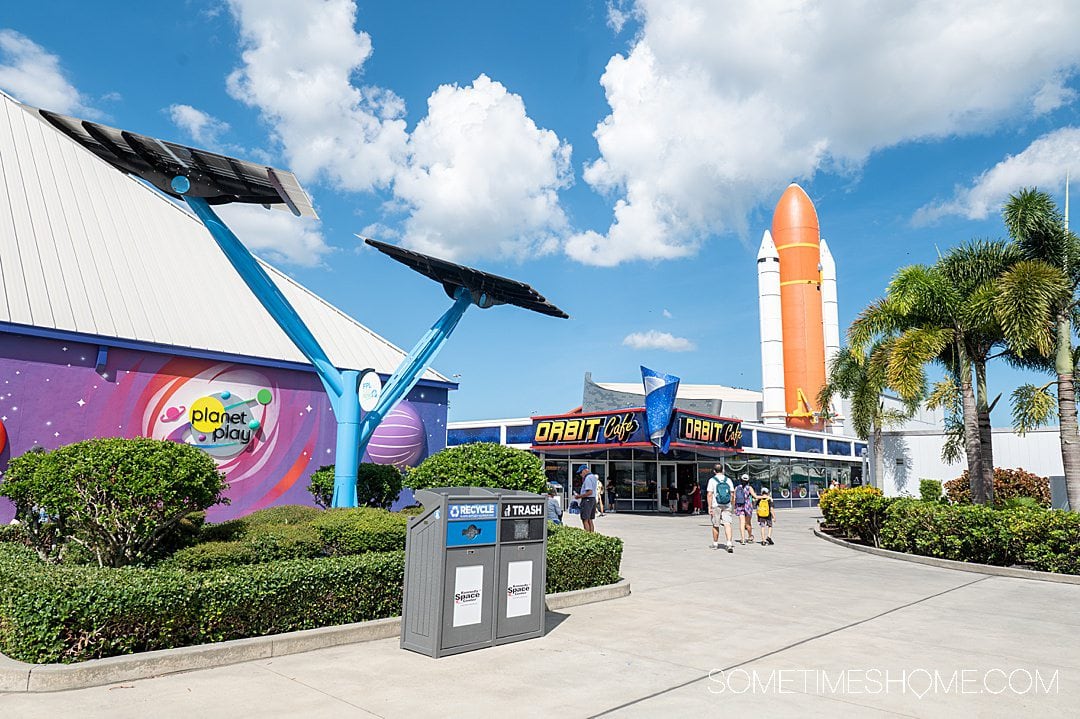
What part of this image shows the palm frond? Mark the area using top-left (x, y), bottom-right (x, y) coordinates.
top-left (887, 264), bottom-right (956, 320)
top-left (1010, 383), bottom-right (1058, 434)
top-left (886, 326), bottom-right (952, 400)
top-left (1003, 188), bottom-right (1068, 268)
top-left (926, 377), bottom-right (960, 412)
top-left (940, 413), bottom-right (966, 465)
top-left (994, 259), bottom-right (1069, 355)
top-left (937, 239), bottom-right (1020, 294)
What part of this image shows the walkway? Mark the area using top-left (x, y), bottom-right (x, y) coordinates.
top-left (1, 509), bottom-right (1077, 717)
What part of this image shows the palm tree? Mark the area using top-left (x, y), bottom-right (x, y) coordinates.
top-left (818, 343), bottom-right (917, 488)
top-left (850, 241), bottom-right (1018, 504)
top-left (997, 188), bottom-right (1079, 508)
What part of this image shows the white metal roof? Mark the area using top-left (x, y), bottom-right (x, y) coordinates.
top-left (593, 381), bottom-right (762, 402)
top-left (0, 93), bottom-right (448, 383)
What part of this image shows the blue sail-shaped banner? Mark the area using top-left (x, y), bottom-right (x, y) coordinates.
top-left (641, 366), bottom-right (680, 453)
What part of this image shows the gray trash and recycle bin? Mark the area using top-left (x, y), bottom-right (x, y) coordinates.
top-left (401, 487), bottom-right (548, 658)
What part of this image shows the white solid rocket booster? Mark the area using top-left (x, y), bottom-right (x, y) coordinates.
top-left (819, 237), bottom-right (844, 434)
top-left (757, 230), bottom-right (786, 426)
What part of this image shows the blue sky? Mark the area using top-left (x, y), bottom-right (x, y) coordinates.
top-left (3, 1), bottom-right (1080, 423)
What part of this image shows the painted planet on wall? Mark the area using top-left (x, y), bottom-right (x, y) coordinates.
top-left (0, 418), bottom-right (7, 456)
top-left (366, 402), bottom-right (426, 468)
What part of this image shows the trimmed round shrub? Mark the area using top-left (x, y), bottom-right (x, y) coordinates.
top-left (198, 518), bottom-right (247, 544)
top-left (0, 438), bottom-right (227, 567)
top-left (240, 505), bottom-right (323, 527)
top-left (919, 479), bottom-right (943, 503)
top-left (545, 523), bottom-right (623, 593)
top-left (163, 541), bottom-right (259, 571)
top-left (819, 486), bottom-right (890, 546)
top-left (166, 524), bottom-right (323, 570)
top-left (244, 523), bottom-right (323, 562)
top-left (944, 468), bottom-right (1050, 507)
top-left (308, 463), bottom-right (404, 509)
top-left (310, 508), bottom-right (408, 555)
top-left (406, 442), bottom-right (546, 493)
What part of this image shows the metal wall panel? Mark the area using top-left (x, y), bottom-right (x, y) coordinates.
top-left (0, 93), bottom-right (447, 382)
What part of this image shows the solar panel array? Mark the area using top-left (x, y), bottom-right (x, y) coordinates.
top-left (22, 104), bottom-right (316, 218)
top-left (365, 238), bottom-right (569, 319)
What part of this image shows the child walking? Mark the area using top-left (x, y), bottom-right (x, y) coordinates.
top-left (756, 487), bottom-right (775, 545)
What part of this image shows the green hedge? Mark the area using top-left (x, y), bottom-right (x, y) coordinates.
top-left (878, 501), bottom-right (1015, 565)
top-left (821, 488), bottom-right (1080, 574)
top-left (0, 513), bottom-right (624, 663)
top-left (0, 544), bottom-right (404, 664)
top-left (545, 523), bottom-right (623, 593)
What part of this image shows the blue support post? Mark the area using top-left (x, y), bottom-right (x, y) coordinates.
top-left (173, 176), bottom-right (478, 509)
top-left (174, 177), bottom-right (361, 507)
top-left (356, 287), bottom-right (472, 460)
top-left (332, 369), bottom-right (361, 508)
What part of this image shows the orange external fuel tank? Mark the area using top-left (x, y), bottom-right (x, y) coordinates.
top-left (771, 184), bottom-right (825, 431)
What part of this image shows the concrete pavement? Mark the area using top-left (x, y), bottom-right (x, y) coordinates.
top-left (2, 508), bottom-right (1077, 718)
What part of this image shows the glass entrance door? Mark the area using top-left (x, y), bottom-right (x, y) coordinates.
top-left (659, 463), bottom-right (676, 512)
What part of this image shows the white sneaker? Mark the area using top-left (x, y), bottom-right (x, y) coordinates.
top-left (710, 541), bottom-right (719, 549)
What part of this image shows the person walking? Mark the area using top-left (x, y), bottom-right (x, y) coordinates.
top-left (606, 479), bottom-right (618, 513)
top-left (666, 483), bottom-right (679, 514)
top-left (756, 487), bottom-right (776, 545)
top-left (734, 474), bottom-right (760, 545)
top-left (546, 486), bottom-right (563, 525)
top-left (707, 463), bottom-right (735, 553)
top-left (574, 464), bottom-right (598, 533)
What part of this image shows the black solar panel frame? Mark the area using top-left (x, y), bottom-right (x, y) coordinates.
top-left (26, 105), bottom-right (316, 218)
top-left (365, 239), bottom-right (569, 319)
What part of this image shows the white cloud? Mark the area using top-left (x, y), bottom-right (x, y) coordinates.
top-left (572, 0), bottom-right (1080, 265)
top-left (0, 29), bottom-right (98, 116)
top-left (167, 104), bottom-right (230, 146)
top-left (225, 2), bottom-right (572, 263)
top-left (913, 127), bottom-right (1080, 224)
top-left (622, 330), bottom-right (695, 352)
top-left (226, 0), bottom-right (408, 192)
top-left (662, 309), bottom-right (672, 319)
top-left (215, 203), bottom-right (333, 268)
top-left (395, 75), bottom-right (572, 261)
top-left (606, 1), bottom-right (637, 34)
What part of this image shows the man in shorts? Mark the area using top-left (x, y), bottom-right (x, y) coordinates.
top-left (707, 463), bottom-right (735, 553)
top-left (574, 464), bottom-right (598, 532)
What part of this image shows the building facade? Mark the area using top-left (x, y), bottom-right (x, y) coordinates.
top-left (449, 376), bottom-right (866, 512)
top-left (0, 92), bottom-right (453, 522)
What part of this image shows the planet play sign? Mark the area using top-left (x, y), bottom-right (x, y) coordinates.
top-left (186, 388), bottom-right (273, 458)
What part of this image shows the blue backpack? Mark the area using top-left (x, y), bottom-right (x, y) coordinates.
top-left (713, 478), bottom-right (731, 505)
top-left (735, 484), bottom-right (746, 505)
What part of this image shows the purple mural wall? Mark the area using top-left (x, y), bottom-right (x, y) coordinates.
top-left (0, 334), bottom-right (448, 522)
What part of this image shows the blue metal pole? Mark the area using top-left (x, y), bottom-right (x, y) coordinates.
top-left (356, 287), bottom-right (473, 461)
top-left (332, 369), bottom-right (361, 508)
top-left (173, 177), bottom-right (361, 507)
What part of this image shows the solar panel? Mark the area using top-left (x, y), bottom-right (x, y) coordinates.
top-left (364, 238), bottom-right (569, 319)
top-left (20, 103), bottom-right (317, 219)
